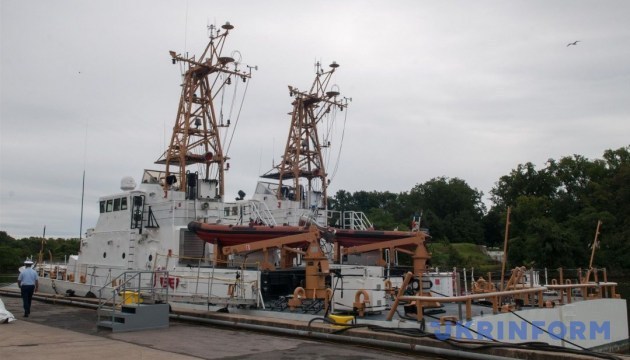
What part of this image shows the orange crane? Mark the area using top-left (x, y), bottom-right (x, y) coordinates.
top-left (342, 231), bottom-right (431, 276)
top-left (340, 232), bottom-right (432, 316)
top-left (221, 226), bottom-right (333, 311)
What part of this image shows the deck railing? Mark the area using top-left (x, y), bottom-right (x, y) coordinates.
top-left (96, 270), bottom-right (170, 325)
top-left (386, 271), bottom-right (621, 322)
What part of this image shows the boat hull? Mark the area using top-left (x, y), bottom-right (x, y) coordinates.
top-left (333, 229), bottom-right (418, 247)
top-left (188, 221), bottom-right (421, 248)
top-left (24, 269), bottom-right (630, 352)
top-left (188, 222), bottom-right (310, 247)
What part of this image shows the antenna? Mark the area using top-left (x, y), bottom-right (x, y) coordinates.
top-left (314, 60), bottom-right (324, 75)
top-left (158, 23), bottom-right (254, 199)
top-left (207, 19), bottom-right (216, 38)
top-left (261, 60), bottom-right (349, 208)
top-left (184, 0), bottom-right (189, 52)
top-left (231, 50), bottom-right (242, 71)
top-left (247, 64), bottom-right (258, 78)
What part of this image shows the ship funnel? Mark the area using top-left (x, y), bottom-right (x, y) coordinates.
top-left (120, 176), bottom-right (136, 191)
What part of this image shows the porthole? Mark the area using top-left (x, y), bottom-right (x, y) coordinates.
top-left (122, 253), bottom-right (126, 259)
top-left (148, 254), bottom-right (153, 261)
top-left (103, 252), bottom-right (107, 258)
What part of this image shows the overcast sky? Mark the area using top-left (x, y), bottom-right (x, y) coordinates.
top-left (2, 1), bottom-right (629, 239)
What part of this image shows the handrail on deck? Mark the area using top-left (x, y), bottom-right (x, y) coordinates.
top-left (546, 281), bottom-right (619, 304)
top-left (386, 272), bottom-right (621, 323)
top-left (96, 270), bottom-right (170, 325)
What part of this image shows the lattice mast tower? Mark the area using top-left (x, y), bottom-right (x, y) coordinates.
top-left (156, 22), bottom-right (252, 198)
top-left (264, 61), bottom-right (348, 208)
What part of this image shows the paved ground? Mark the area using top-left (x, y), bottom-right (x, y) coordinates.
top-left (1, 295), bottom-right (443, 360)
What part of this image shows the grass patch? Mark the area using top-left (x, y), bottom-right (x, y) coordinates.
top-left (427, 241), bottom-right (501, 273)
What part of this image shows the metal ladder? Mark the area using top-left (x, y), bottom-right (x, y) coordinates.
top-left (248, 200), bottom-right (277, 226)
top-left (127, 236), bottom-right (135, 269)
top-left (342, 211), bottom-right (373, 230)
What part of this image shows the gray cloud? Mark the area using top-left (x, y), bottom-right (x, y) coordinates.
top-left (2, 0), bottom-right (629, 238)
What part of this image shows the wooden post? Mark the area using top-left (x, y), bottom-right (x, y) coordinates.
top-left (386, 272), bottom-right (413, 321)
top-left (500, 207), bottom-right (511, 292)
top-left (417, 265), bottom-right (425, 320)
top-left (589, 220), bottom-right (602, 270)
top-left (465, 299), bottom-right (472, 321)
top-left (558, 268), bottom-right (564, 304)
top-left (603, 268), bottom-right (608, 298)
top-left (416, 299), bottom-right (424, 322)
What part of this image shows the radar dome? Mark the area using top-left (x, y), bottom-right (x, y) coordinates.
top-left (120, 176), bottom-right (136, 191)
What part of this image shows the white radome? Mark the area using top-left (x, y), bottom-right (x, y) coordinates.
top-left (120, 176), bottom-right (136, 191)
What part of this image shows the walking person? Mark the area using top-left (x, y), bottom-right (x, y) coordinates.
top-left (17, 259), bottom-right (38, 317)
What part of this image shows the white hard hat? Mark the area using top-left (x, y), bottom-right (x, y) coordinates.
top-left (24, 259), bottom-right (34, 265)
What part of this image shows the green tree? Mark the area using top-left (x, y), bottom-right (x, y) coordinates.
top-left (408, 177), bottom-right (485, 243)
top-left (488, 146), bottom-right (630, 271)
top-left (0, 231), bottom-right (80, 272)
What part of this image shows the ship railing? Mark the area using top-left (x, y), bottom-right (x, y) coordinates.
top-left (510, 266), bottom-right (620, 303)
top-left (35, 262), bottom-right (75, 281)
top-left (342, 211), bottom-right (373, 230)
top-left (546, 282), bottom-right (620, 304)
top-left (387, 272), bottom-right (622, 323)
top-left (154, 252), bottom-right (263, 306)
top-left (158, 251), bottom-right (265, 270)
top-left (96, 270), bottom-right (170, 325)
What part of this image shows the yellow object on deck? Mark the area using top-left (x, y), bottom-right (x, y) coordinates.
top-left (328, 314), bottom-right (354, 325)
top-left (121, 291), bottom-right (142, 305)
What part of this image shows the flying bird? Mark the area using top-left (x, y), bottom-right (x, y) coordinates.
top-left (567, 40), bottom-right (580, 47)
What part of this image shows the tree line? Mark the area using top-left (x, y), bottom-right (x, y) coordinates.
top-left (0, 233), bottom-right (79, 273)
top-left (328, 146), bottom-right (629, 273)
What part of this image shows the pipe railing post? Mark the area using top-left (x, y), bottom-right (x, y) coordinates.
top-left (386, 272), bottom-right (413, 321)
top-left (465, 299), bottom-right (472, 321)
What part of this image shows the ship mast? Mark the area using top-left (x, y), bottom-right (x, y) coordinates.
top-left (156, 22), bottom-right (252, 198)
top-left (262, 61), bottom-right (349, 208)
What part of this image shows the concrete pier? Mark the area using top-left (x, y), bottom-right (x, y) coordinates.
top-left (1, 288), bottom-right (628, 360)
top-left (0, 293), bottom-right (434, 360)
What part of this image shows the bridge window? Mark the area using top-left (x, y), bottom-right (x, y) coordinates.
top-left (100, 201), bottom-right (106, 213)
top-left (120, 197), bottom-right (128, 210)
top-left (113, 198), bottom-right (121, 211)
top-left (106, 199), bottom-right (113, 212)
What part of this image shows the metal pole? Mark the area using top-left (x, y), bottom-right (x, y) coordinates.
top-left (500, 207), bottom-right (511, 292)
top-left (463, 268), bottom-right (468, 295)
top-left (80, 170), bottom-right (85, 242)
top-left (195, 256), bottom-right (201, 295)
top-left (588, 220), bottom-right (602, 269)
